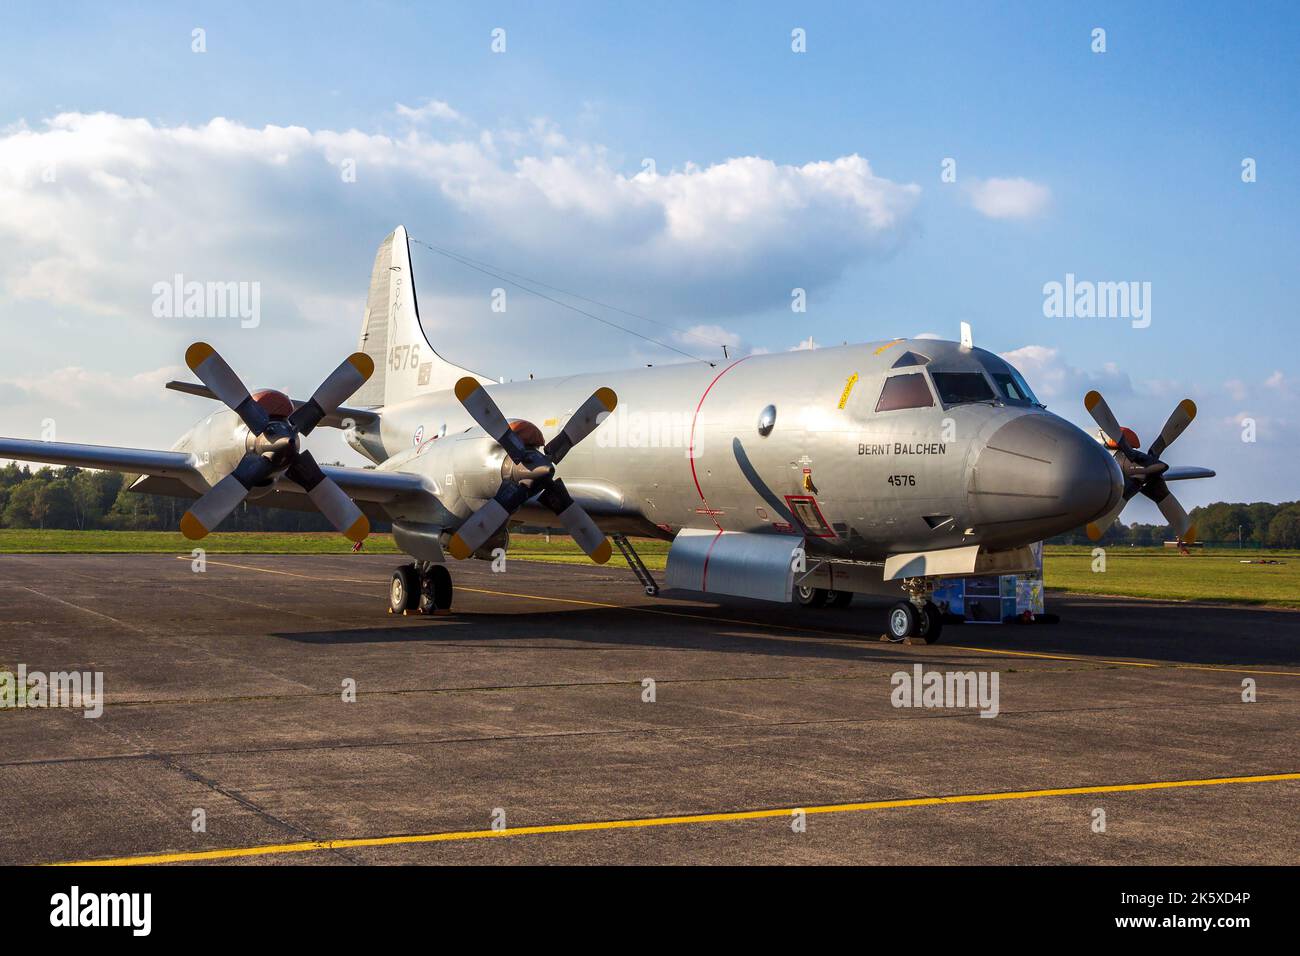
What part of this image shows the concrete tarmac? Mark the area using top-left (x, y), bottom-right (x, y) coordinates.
top-left (0, 553), bottom-right (1295, 865)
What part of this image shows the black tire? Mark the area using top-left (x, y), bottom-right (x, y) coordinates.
top-left (796, 584), bottom-right (829, 608)
top-left (390, 564), bottom-right (419, 613)
top-left (827, 589), bottom-right (854, 608)
top-left (887, 601), bottom-right (918, 642)
top-left (920, 602), bottom-right (944, 644)
top-left (419, 564), bottom-right (453, 614)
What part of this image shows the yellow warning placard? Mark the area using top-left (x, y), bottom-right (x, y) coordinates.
top-left (838, 372), bottom-right (859, 409)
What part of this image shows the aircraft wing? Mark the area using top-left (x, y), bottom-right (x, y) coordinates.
top-left (305, 465), bottom-right (429, 504)
top-left (0, 437), bottom-right (202, 482)
top-left (1, 435), bottom-right (430, 507)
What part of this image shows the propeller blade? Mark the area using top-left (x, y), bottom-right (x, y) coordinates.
top-left (285, 450), bottom-right (369, 542)
top-left (1147, 399), bottom-right (1197, 459)
top-left (453, 377), bottom-right (528, 462)
top-left (1085, 499), bottom-right (1126, 542)
top-left (446, 481), bottom-right (533, 560)
top-left (539, 478), bottom-right (611, 564)
top-left (179, 453), bottom-right (275, 539)
top-left (543, 387), bottom-right (618, 465)
top-left (185, 342), bottom-right (271, 436)
top-left (288, 353), bottom-right (375, 436)
top-left (1163, 466), bottom-right (1216, 481)
top-left (1085, 481), bottom-right (1140, 541)
top-left (1141, 476), bottom-right (1192, 538)
top-left (1083, 390), bottom-right (1127, 450)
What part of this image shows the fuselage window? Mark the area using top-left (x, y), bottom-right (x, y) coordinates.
top-left (875, 372), bottom-right (935, 412)
top-left (931, 371), bottom-right (996, 406)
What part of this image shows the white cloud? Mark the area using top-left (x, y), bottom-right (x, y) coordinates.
top-left (0, 109), bottom-right (922, 330)
top-left (394, 99), bottom-right (463, 123)
top-left (1224, 378), bottom-right (1248, 401)
top-left (5, 363), bottom-right (186, 409)
top-left (999, 345), bottom-right (1131, 402)
top-left (966, 177), bottom-right (1051, 220)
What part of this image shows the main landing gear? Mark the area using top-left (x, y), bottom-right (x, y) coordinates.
top-left (886, 576), bottom-right (943, 644)
top-left (795, 585), bottom-right (854, 608)
top-left (389, 561), bottom-right (453, 615)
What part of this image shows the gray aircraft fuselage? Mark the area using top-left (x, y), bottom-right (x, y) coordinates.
top-left (346, 337), bottom-right (1123, 561)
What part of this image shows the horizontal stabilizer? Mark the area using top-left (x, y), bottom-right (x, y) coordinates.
top-left (1162, 466), bottom-right (1216, 481)
top-left (165, 380), bottom-right (378, 429)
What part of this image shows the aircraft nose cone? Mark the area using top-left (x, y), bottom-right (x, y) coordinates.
top-left (969, 413), bottom-right (1123, 543)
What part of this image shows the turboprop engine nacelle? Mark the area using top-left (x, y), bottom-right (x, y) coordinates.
top-left (400, 429), bottom-right (521, 518)
top-left (172, 389), bottom-right (300, 495)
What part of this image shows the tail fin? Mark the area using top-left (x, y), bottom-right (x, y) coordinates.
top-left (351, 225), bottom-right (490, 408)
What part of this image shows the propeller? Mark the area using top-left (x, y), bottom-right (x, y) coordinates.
top-left (447, 377), bottom-right (617, 563)
top-left (1083, 390), bottom-right (1214, 543)
top-left (179, 342), bottom-right (374, 543)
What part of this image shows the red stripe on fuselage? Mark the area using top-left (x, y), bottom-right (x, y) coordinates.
top-left (688, 356), bottom-right (753, 530)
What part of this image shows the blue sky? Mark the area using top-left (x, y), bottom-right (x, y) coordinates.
top-left (0, 1), bottom-right (1296, 516)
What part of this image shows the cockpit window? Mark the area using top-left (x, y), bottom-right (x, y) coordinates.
top-left (992, 370), bottom-right (1041, 406)
top-left (875, 372), bottom-right (935, 412)
top-left (931, 371), bottom-right (996, 406)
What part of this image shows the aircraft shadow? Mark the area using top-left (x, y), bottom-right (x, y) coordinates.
top-left (271, 592), bottom-right (1300, 668)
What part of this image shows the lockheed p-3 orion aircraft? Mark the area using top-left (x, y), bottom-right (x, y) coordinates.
top-left (0, 226), bottom-right (1214, 643)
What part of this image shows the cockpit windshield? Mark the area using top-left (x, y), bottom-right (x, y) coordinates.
top-left (991, 369), bottom-right (1042, 406)
top-left (930, 371), bottom-right (996, 406)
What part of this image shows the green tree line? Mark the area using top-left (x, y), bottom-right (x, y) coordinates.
top-left (0, 463), bottom-right (336, 532)
top-left (1050, 499), bottom-right (1300, 548)
top-left (2, 463), bottom-right (1297, 546)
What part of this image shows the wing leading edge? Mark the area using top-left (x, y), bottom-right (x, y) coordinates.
top-left (0, 436), bottom-right (430, 506)
top-left (0, 437), bottom-right (202, 484)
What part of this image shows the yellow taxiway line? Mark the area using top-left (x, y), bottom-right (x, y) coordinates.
top-left (50, 771), bottom-right (1300, 866)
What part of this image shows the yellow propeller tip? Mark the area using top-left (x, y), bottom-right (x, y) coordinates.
top-left (447, 534), bottom-right (472, 560)
top-left (344, 515), bottom-right (370, 543)
top-left (453, 377), bottom-right (481, 402)
top-left (1085, 523), bottom-right (1103, 541)
top-left (591, 539), bottom-right (612, 565)
top-left (185, 342), bottom-right (215, 371)
top-left (348, 352), bottom-right (375, 381)
top-left (595, 387), bottom-right (618, 412)
top-left (1083, 390), bottom-right (1101, 410)
top-left (179, 512), bottom-right (209, 540)
top-left (1184, 525), bottom-right (1198, 546)
top-left (1180, 398), bottom-right (1197, 419)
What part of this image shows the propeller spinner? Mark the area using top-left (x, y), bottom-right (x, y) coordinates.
top-left (1083, 390), bottom-right (1212, 543)
top-left (179, 342), bottom-right (374, 543)
top-left (448, 377), bottom-right (617, 563)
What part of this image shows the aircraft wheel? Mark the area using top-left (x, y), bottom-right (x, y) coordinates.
top-left (827, 589), bottom-right (854, 608)
top-left (887, 601), bottom-right (919, 642)
top-left (419, 564), bottom-right (453, 614)
top-left (390, 564), bottom-right (419, 613)
top-left (920, 602), bottom-right (944, 644)
top-left (795, 584), bottom-right (829, 608)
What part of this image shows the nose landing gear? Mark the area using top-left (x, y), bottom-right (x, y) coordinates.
top-left (389, 561), bottom-right (454, 615)
top-left (886, 576), bottom-right (943, 644)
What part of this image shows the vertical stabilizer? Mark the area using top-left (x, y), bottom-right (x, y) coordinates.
top-left (352, 225), bottom-right (491, 408)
